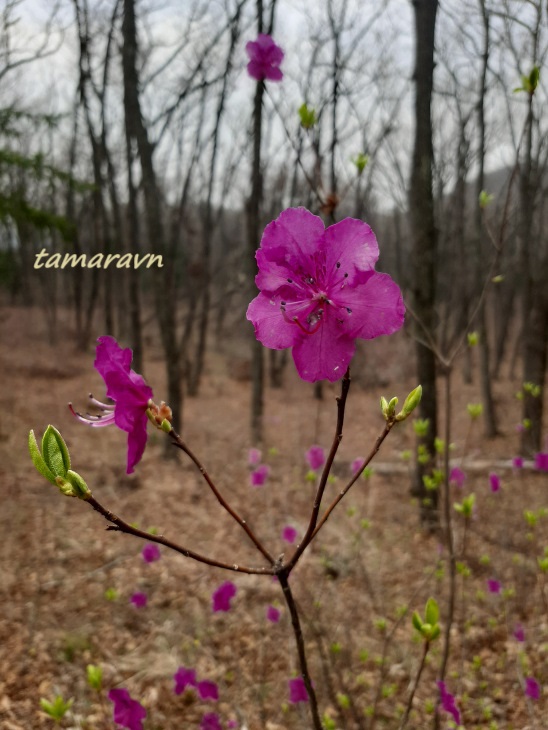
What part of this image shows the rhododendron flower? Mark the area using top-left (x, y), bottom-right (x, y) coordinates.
top-left (489, 472), bottom-right (501, 493)
top-left (351, 457), bottom-right (364, 474)
top-left (141, 543), bottom-right (161, 563)
top-left (487, 579), bottom-right (501, 594)
top-left (200, 712), bottom-right (223, 730)
top-left (197, 681), bottom-right (219, 701)
top-left (212, 581), bottom-right (237, 612)
top-left (246, 208), bottom-right (405, 382)
top-left (288, 677), bottom-right (309, 703)
top-left (512, 456), bottom-right (524, 469)
top-left (266, 605), bottom-right (281, 623)
top-left (306, 445), bottom-right (325, 471)
top-left (70, 336), bottom-right (154, 474)
top-left (250, 464), bottom-right (270, 486)
top-left (108, 688), bottom-right (146, 730)
top-left (436, 681), bottom-right (461, 726)
top-left (449, 466), bottom-right (466, 488)
top-left (245, 34), bottom-right (284, 82)
top-left (248, 448), bottom-right (262, 466)
top-left (535, 452), bottom-right (548, 472)
top-left (174, 667), bottom-right (197, 695)
top-left (130, 592), bottom-right (147, 608)
top-left (513, 624), bottom-right (525, 642)
top-left (282, 525), bottom-right (297, 543)
top-left (525, 676), bottom-right (540, 700)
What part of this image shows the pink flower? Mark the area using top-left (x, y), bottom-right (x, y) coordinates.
top-left (513, 624), bottom-right (525, 642)
top-left (351, 457), bottom-right (364, 474)
top-left (534, 452), bottom-right (548, 472)
top-left (250, 464), bottom-right (270, 487)
top-left (248, 448), bottom-right (262, 466)
top-left (282, 525), bottom-right (297, 544)
top-left (266, 605), bottom-right (281, 623)
top-left (141, 543), bottom-right (161, 563)
top-left (306, 445), bottom-right (325, 471)
top-left (436, 681), bottom-right (461, 726)
top-left (70, 336), bottom-right (153, 474)
top-left (212, 581), bottom-right (237, 612)
top-left (487, 579), bottom-right (501, 594)
top-left (449, 466), bottom-right (466, 488)
top-left (525, 676), bottom-right (540, 700)
top-left (197, 681), bottom-right (219, 701)
top-left (227, 722), bottom-right (238, 729)
top-left (489, 472), bottom-right (501, 493)
top-left (246, 208), bottom-right (405, 383)
top-left (245, 34), bottom-right (284, 82)
top-left (108, 688), bottom-right (146, 730)
top-left (288, 677), bottom-right (309, 704)
top-left (512, 456), bottom-right (524, 469)
top-left (130, 592), bottom-right (147, 608)
top-left (200, 712), bottom-right (223, 730)
top-left (174, 667), bottom-right (197, 695)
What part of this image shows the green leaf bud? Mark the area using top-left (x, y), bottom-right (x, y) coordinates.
top-left (41, 425), bottom-right (71, 478)
top-left (413, 418), bottom-right (429, 436)
top-left (65, 470), bottom-right (91, 500)
top-left (467, 403), bottom-right (483, 420)
top-left (29, 430), bottom-right (56, 485)
top-left (352, 152), bottom-right (369, 175)
top-left (396, 385), bottom-right (422, 421)
top-left (479, 190), bottom-right (494, 209)
top-left (467, 331), bottom-right (478, 346)
top-left (86, 664), bottom-right (103, 691)
top-left (298, 103), bottom-right (317, 129)
top-left (425, 597), bottom-right (439, 625)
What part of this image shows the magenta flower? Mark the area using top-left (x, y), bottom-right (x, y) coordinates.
top-left (130, 592), bottom-right (147, 608)
top-left (306, 445), bottom-right (326, 471)
top-left (288, 677), bottom-right (309, 704)
top-left (200, 712), bottom-right (223, 730)
top-left (266, 605), bottom-right (281, 623)
top-left (535, 452), bottom-right (548, 472)
top-left (250, 464), bottom-right (270, 487)
top-left (212, 581), bottom-right (237, 612)
top-left (489, 472), bottom-right (501, 493)
top-left (525, 676), bottom-right (540, 700)
top-left (70, 336), bottom-right (154, 474)
top-left (513, 624), bottom-right (525, 642)
top-left (351, 457), bottom-right (364, 475)
top-left (141, 543), bottom-right (161, 563)
top-left (512, 456), bottom-right (524, 469)
top-left (197, 681), bottom-right (219, 701)
top-left (436, 681), bottom-right (461, 726)
top-left (248, 448), bottom-right (262, 466)
top-left (174, 667), bottom-right (197, 695)
top-left (245, 34), bottom-right (284, 82)
top-left (282, 525), bottom-right (298, 544)
top-left (449, 466), bottom-right (466, 488)
top-left (108, 688), bottom-right (146, 730)
top-left (246, 208), bottom-right (405, 383)
top-left (487, 579), bottom-right (501, 594)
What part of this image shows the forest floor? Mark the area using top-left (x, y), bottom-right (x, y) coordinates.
top-left (1, 305), bottom-right (547, 730)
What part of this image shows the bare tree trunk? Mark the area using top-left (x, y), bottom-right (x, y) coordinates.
top-left (409, 0), bottom-right (439, 529)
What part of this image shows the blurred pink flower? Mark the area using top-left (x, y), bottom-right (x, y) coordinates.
top-left (266, 605), bottom-right (281, 623)
top-left (212, 581), bottom-right (237, 612)
top-left (525, 676), bottom-right (540, 700)
top-left (248, 448), bottom-right (262, 466)
top-left (513, 624), bottom-right (525, 642)
top-left (200, 713), bottom-right (223, 730)
top-left (282, 525), bottom-right (297, 544)
top-left (108, 688), bottom-right (146, 730)
top-left (512, 456), bottom-right (524, 469)
top-left (246, 208), bottom-right (404, 383)
top-left (534, 452), bottom-right (548, 472)
top-left (351, 457), bottom-right (364, 474)
top-left (487, 579), bottom-right (501, 594)
top-left (250, 464), bottom-right (270, 487)
top-left (449, 466), bottom-right (466, 488)
top-left (489, 472), bottom-right (501, 493)
top-left (197, 681), bottom-right (219, 702)
top-left (436, 681), bottom-right (461, 726)
top-left (141, 543), bottom-right (161, 563)
top-left (173, 667), bottom-right (197, 695)
top-left (245, 34), bottom-right (284, 82)
top-left (130, 592), bottom-right (147, 608)
top-left (306, 445), bottom-right (325, 471)
top-left (288, 677), bottom-right (309, 704)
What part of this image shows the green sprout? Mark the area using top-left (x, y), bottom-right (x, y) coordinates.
top-left (40, 696), bottom-right (74, 724)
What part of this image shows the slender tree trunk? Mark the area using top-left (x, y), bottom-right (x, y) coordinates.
top-left (409, 0), bottom-right (439, 529)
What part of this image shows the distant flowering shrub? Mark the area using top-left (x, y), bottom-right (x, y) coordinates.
top-left (534, 452), bottom-right (548, 472)
top-left (525, 676), bottom-right (540, 700)
top-left (449, 466), bottom-right (466, 488)
top-left (513, 623), bottom-right (525, 642)
top-left (487, 579), bottom-right (501, 594)
top-left (173, 667), bottom-right (197, 695)
top-left (250, 463), bottom-right (270, 486)
top-left (246, 208), bottom-right (405, 382)
top-left (212, 581), bottom-right (237, 612)
top-left (141, 543), bottom-right (161, 563)
top-left (245, 33), bottom-right (284, 82)
top-left (200, 712), bottom-right (223, 730)
top-left (108, 688), bottom-right (146, 730)
top-left (130, 592), bottom-right (147, 608)
top-left (288, 677), bottom-right (309, 703)
top-left (247, 447), bottom-right (262, 466)
top-left (282, 525), bottom-right (297, 543)
top-left (436, 681), bottom-right (461, 726)
top-left (512, 456), bottom-right (524, 469)
top-left (266, 605), bottom-right (281, 623)
top-left (489, 472), bottom-right (501, 492)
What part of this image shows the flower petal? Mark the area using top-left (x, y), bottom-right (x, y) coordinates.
top-left (292, 319), bottom-right (355, 382)
top-left (321, 218), bottom-right (379, 281)
top-left (247, 293), bottom-right (297, 349)
top-left (332, 272), bottom-right (404, 340)
top-left (260, 207), bottom-right (325, 266)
